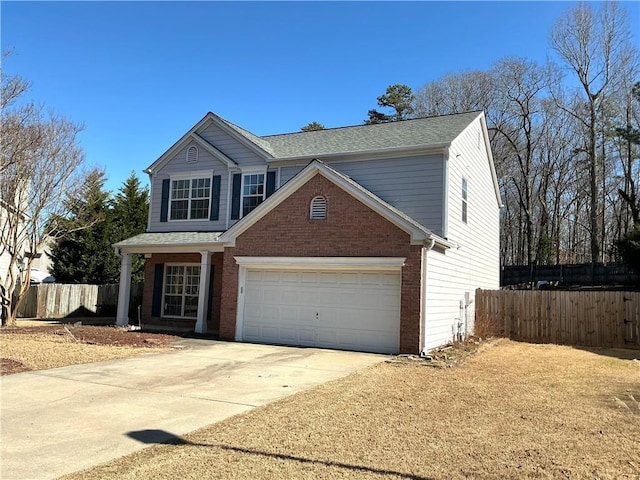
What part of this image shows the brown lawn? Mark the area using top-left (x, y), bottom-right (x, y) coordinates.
top-left (0, 321), bottom-right (176, 374)
top-left (61, 340), bottom-right (640, 480)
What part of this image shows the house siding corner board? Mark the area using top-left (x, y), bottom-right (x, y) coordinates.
top-left (219, 174), bottom-right (423, 354)
top-left (421, 119), bottom-right (499, 348)
top-left (142, 252), bottom-right (223, 333)
top-left (278, 154), bottom-right (445, 236)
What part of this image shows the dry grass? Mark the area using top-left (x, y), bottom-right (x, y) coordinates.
top-left (62, 340), bottom-right (640, 480)
top-left (0, 325), bottom-right (170, 373)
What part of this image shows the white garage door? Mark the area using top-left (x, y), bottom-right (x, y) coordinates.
top-left (242, 269), bottom-right (401, 354)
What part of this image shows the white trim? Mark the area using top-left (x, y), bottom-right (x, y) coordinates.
top-left (239, 168), bottom-right (267, 219)
top-left (265, 142), bottom-right (451, 164)
top-left (161, 262), bottom-right (201, 320)
top-left (309, 195), bottom-right (327, 220)
top-left (442, 147), bottom-right (449, 239)
top-left (167, 172), bottom-right (214, 222)
top-left (234, 257), bottom-right (405, 342)
top-left (189, 132), bottom-right (237, 168)
top-left (117, 244), bottom-right (224, 255)
top-left (145, 112), bottom-right (271, 175)
top-left (234, 256), bottom-right (406, 271)
top-left (219, 160), bottom-right (449, 248)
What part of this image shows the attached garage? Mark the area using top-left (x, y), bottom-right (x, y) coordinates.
top-left (235, 258), bottom-right (405, 354)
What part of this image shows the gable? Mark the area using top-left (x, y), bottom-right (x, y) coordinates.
top-left (219, 160), bottom-right (451, 248)
top-left (145, 113), bottom-right (273, 175)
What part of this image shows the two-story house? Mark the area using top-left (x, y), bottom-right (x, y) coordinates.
top-left (114, 111), bottom-right (501, 354)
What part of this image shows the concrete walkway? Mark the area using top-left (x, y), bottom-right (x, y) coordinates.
top-left (1, 340), bottom-right (384, 480)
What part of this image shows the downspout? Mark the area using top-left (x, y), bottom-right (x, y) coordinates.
top-left (419, 238), bottom-right (435, 356)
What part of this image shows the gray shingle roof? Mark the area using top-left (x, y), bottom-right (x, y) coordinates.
top-left (261, 111), bottom-right (481, 159)
top-left (217, 116), bottom-right (276, 156)
top-left (114, 232), bottom-right (223, 248)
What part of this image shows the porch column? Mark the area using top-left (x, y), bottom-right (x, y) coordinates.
top-left (116, 252), bottom-right (132, 326)
top-left (195, 251), bottom-right (212, 334)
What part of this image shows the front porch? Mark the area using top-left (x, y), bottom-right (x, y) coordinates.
top-left (114, 232), bottom-right (224, 334)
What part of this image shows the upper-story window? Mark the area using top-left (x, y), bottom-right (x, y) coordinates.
top-left (462, 178), bottom-right (468, 223)
top-left (170, 177), bottom-right (211, 220)
top-left (242, 173), bottom-right (265, 216)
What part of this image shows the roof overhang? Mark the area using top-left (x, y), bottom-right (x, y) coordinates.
top-left (219, 159), bottom-right (451, 249)
top-left (113, 232), bottom-right (225, 254)
top-left (145, 113), bottom-right (273, 175)
top-left (267, 142), bottom-right (451, 165)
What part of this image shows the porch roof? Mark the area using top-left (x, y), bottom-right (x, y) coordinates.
top-left (113, 232), bottom-right (224, 254)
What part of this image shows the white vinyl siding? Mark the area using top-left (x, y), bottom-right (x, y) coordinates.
top-left (278, 154), bottom-right (445, 235)
top-left (422, 119), bottom-right (500, 350)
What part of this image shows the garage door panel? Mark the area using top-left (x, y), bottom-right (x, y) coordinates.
top-left (242, 267), bottom-right (400, 354)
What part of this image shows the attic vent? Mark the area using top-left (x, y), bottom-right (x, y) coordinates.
top-left (186, 145), bottom-right (198, 163)
top-left (310, 196), bottom-right (327, 220)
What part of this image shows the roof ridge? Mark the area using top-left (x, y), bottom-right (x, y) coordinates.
top-left (261, 110), bottom-right (483, 139)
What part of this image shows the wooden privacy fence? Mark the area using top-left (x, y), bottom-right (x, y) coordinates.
top-left (18, 283), bottom-right (143, 319)
top-left (475, 289), bottom-right (640, 349)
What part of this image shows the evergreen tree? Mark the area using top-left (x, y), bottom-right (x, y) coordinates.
top-left (112, 171), bottom-right (149, 282)
top-left (365, 84), bottom-right (415, 124)
top-left (50, 170), bottom-right (119, 284)
top-left (301, 121), bottom-right (325, 132)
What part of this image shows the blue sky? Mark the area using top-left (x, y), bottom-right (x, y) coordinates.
top-left (2, 1), bottom-right (639, 193)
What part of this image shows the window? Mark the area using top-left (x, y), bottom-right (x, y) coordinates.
top-left (186, 145), bottom-right (198, 163)
top-left (310, 196), bottom-right (327, 220)
top-left (462, 178), bottom-right (468, 223)
top-left (162, 264), bottom-right (200, 318)
top-left (170, 177), bottom-right (211, 220)
top-left (242, 173), bottom-right (265, 216)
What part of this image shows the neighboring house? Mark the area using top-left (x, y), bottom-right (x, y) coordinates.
top-left (114, 111), bottom-right (501, 354)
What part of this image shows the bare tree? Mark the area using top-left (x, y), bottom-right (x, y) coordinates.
top-left (550, 1), bottom-right (637, 265)
top-left (0, 60), bottom-right (88, 325)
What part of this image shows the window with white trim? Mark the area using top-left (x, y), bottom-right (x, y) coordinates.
top-left (170, 177), bottom-right (211, 220)
top-left (462, 178), bottom-right (468, 223)
top-left (186, 145), bottom-right (198, 163)
top-left (310, 196), bottom-right (326, 220)
top-left (162, 264), bottom-right (200, 318)
top-left (242, 173), bottom-right (265, 216)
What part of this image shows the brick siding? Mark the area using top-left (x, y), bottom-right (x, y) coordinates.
top-left (142, 252), bottom-right (223, 333)
top-left (220, 173), bottom-right (423, 353)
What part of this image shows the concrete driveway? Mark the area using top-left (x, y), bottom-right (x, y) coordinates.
top-left (0, 340), bottom-right (384, 480)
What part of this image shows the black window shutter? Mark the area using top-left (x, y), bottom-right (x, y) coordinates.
top-left (151, 263), bottom-right (164, 317)
top-left (210, 175), bottom-right (221, 221)
top-left (160, 179), bottom-right (170, 222)
top-left (230, 173), bottom-right (241, 220)
top-left (266, 171), bottom-right (276, 198)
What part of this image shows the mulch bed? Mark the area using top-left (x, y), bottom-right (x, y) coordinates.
top-left (0, 324), bottom-right (181, 375)
top-left (0, 324), bottom-right (178, 347)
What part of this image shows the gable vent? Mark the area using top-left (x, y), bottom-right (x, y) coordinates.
top-left (186, 145), bottom-right (198, 163)
top-left (310, 196), bottom-right (327, 220)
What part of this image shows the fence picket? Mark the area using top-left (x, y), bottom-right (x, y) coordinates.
top-left (17, 283), bottom-right (143, 319)
top-left (475, 289), bottom-right (640, 349)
